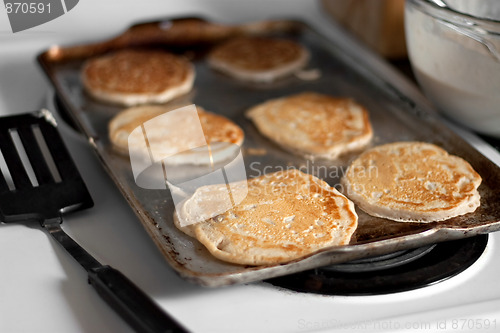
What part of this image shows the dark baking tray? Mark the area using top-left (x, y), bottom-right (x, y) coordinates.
top-left (37, 17), bottom-right (500, 286)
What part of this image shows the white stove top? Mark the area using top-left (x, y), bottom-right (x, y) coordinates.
top-left (1, 1), bottom-right (500, 332)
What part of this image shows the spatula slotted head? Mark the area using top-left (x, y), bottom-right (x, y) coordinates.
top-left (0, 110), bottom-right (93, 222)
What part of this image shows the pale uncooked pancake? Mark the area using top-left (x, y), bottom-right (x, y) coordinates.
top-left (207, 36), bottom-right (309, 82)
top-left (177, 169), bottom-right (358, 265)
top-left (109, 104), bottom-right (244, 165)
top-left (246, 92), bottom-right (373, 160)
top-left (173, 179), bottom-right (249, 239)
top-left (173, 204), bottom-right (197, 238)
top-left (341, 142), bottom-right (482, 222)
top-left (82, 49), bottom-right (195, 106)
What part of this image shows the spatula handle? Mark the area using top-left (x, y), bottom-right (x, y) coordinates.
top-left (88, 265), bottom-right (189, 333)
top-left (44, 219), bottom-right (187, 332)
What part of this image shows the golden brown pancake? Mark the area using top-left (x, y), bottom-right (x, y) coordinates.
top-left (108, 104), bottom-right (244, 165)
top-left (82, 49), bottom-right (194, 106)
top-left (207, 36), bottom-right (309, 82)
top-left (177, 169), bottom-right (358, 265)
top-left (246, 92), bottom-right (373, 160)
top-left (341, 142), bottom-right (482, 222)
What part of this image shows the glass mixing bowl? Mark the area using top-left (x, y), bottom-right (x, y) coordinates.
top-left (405, 0), bottom-right (500, 137)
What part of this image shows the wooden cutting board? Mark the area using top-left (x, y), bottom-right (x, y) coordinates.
top-left (322, 0), bottom-right (407, 58)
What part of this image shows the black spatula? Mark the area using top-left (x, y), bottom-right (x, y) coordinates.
top-left (0, 110), bottom-right (188, 333)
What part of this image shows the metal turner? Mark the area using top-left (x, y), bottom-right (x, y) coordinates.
top-left (0, 110), bottom-right (188, 333)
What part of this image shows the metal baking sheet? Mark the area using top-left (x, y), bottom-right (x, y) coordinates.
top-left (37, 17), bottom-right (500, 287)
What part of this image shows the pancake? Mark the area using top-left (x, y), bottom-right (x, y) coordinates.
top-left (207, 36), bottom-right (309, 82)
top-left (341, 141), bottom-right (482, 222)
top-left (173, 204), bottom-right (196, 238)
top-left (82, 49), bottom-right (195, 106)
top-left (173, 178), bottom-right (249, 239)
top-left (109, 104), bottom-right (244, 165)
top-left (246, 92), bottom-right (373, 160)
top-left (177, 169), bottom-right (358, 266)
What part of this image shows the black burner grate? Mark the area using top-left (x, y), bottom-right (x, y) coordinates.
top-left (266, 235), bottom-right (488, 296)
top-left (479, 134), bottom-right (500, 152)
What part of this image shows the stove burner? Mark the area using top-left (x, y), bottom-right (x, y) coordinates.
top-left (480, 133), bottom-right (500, 152)
top-left (324, 244), bottom-right (436, 273)
top-left (266, 235), bottom-right (488, 295)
